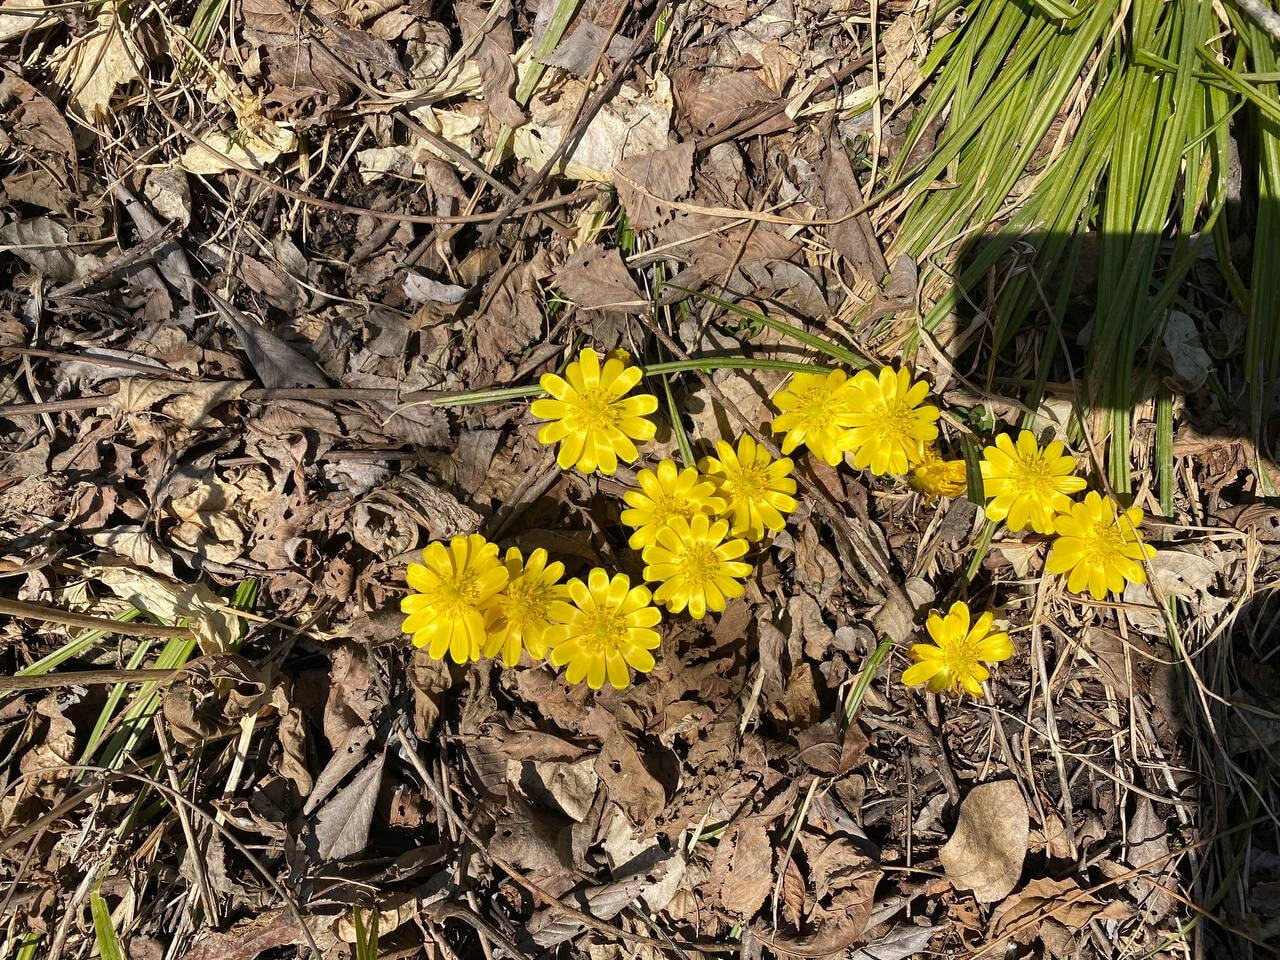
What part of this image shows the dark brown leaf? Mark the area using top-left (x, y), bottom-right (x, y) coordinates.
top-left (553, 244), bottom-right (645, 313)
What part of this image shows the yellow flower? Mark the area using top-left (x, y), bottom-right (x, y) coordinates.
top-left (699, 435), bottom-right (797, 541)
top-left (902, 601), bottom-right (1013, 696)
top-left (909, 445), bottom-right (968, 503)
top-left (546, 568), bottom-right (662, 690)
top-left (1045, 491), bottom-right (1157, 600)
top-left (771, 370), bottom-right (858, 466)
top-left (641, 513), bottom-right (752, 619)
top-left (979, 431), bottom-right (1087, 533)
top-left (482, 547), bottom-right (568, 666)
top-left (844, 367), bottom-right (940, 475)
top-left (530, 348), bottom-right (659, 475)
top-left (402, 534), bottom-right (508, 663)
top-left (620, 458), bottom-right (725, 550)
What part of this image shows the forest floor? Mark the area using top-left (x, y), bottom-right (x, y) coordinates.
top-left (0, 0), bottom-right (1276, 958)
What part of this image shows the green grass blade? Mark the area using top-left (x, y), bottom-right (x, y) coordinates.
top-left (90, 891), bottom-right (126, 960)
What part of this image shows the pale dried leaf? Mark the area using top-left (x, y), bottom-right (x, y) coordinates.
top-left (91, 526), bottom-right (177, 579)
top-left (91, 565), bottom-right (237, 653)
top-left (514, 76), bottom-right (673, 182)
top-left (0, 217), bottom-right (102, 283)
top-left (940, 779), bottom-right (1028, 902)
top-left (1162, 310), bottom-right (1211, 389)
top-left (59, 11), bottom-right (139, 122)
top-left (180, 122), bottom-right (297, 175)
top-left (849, 924), bottom-right (946, 960)
top-left (208, 291), bottom-right (328, 388)
top-left (0, 0), bottom-right (52, 42)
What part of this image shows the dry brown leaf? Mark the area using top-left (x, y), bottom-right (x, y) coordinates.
top-left (209, 292), bottom-right (328, 388)
top-left (614, 141), bottom-right (694, 230)
top-left (312, 751), bottom-right (385, 860)
top-left (409, 648), bottom-right (452, 738)
top-left (680, 70), bottom-right (776, 134)
top-left (595, 726), bottom-right (666, 825)
top-left (878, 14), bottom-right (922, 106)
top-left (489, 789), bottom-right (574, 875)
top-left (820, 133), bottom-right (887, 283)
top-left (456, 0), bottom-right (524, 128)
top-left (989, 876), bottom-right (1129, 947)
top-left (271, 682), bottom-right (312, 796)
top-left (324, 643), bottom-right (382, 751)
top-left (0, 217), bottom-right (102, 283)
top-left (183, 908), bottom-right (310, 960)
top-left (940, 779), bottom-right (1028, 903)
top-left (712, 817), bottom-right (774, 918)
top-left (168, 478), bottom-right (246, 564)
top-left (553, 243), bottom-right (646, 313)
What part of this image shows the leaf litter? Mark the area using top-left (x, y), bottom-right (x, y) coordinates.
top-left (0, 0), bottom-right (1270, 957)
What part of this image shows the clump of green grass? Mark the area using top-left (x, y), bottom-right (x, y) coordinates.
top-left (881, 0), bottom-right (1262, 489)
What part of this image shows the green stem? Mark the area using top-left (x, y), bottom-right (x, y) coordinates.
top-left (964, 520), bottom-right (996, 581)
top-left (425, 357), bottom-right (831, 409)
top-left (843, 637), bottom-right (893, 724)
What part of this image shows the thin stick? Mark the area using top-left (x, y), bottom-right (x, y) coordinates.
top-left (0, 669), bottom-right (183, 693)
top-left (0, 598), bottom-right (193, 638)
top-left (152, 714), bottom-right (220, 926)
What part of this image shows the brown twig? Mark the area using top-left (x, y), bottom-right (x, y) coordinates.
top-left (0, 669), bottom-right (183, 693)
top-left (0, 597), bottom-right (193, 638)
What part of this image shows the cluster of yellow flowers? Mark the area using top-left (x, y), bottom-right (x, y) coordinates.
top-left (400, 535), bottom-right (661, 689)
top-left (401, 348), bottom-right (1158, 698)
top-left (401, 349), bottom-right (799, 691)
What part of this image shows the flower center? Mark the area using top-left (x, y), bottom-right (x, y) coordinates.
top-left (569, 386), bottom-right (621, 431)
top-left (1008, 454), bottom-right (1056, 494)
top-left (1082, 520), bottom-right (1126, 563)
top-left (583, 608), bottom-right (625, 653)
top-left (651, 492), bottom-right (694, 526)
top-left (795, 385), bottom-right (845, 429)
top-left (727, 462), bottom-right (769, 499)
top-left (939, 635), bottom-right (980, 683)
top-left (676, 542), bottom-right (719, 585)
top-left (430, 572), bottom-right (480, 614)
top-left (868, 400), bottom-right (915, 443)
top-left (502, 577), bottom-right (548, 628)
